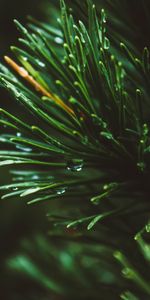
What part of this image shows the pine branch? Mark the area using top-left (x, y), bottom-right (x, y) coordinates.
top-left (0, 0), bottom-right (150, 299)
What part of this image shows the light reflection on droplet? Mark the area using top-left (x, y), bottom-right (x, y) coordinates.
top-left (36, 59), bottom-right (46, 68)
top-left (55, 37), bottom-right (63, 44)
top-left (16, 132), bottom-right (22, 137)
top-left (56, 187), bottom-right (66, 195)
top-left (13, 187), bottom-right (18, 191)
top-left (22, 56), bottom-right (28, 61)
top-left (16, 145), bottom-right (32, 152)
top-left (67, 159), bottom-right (83, 172)
top-left (32, 175), bottom-right (39, 180)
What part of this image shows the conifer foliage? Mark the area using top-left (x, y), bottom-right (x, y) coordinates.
top-left (0, 1), bottom-right (150, 299)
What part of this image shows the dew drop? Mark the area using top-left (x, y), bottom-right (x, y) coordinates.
top-left (22, 56), bottom-right (28, 61)
top-left (19, 67), bottom-right (28, 78)
top-left (67, 159), bottom-right (83, 172)
top-left (36, 59), bottom-right (46, 68)
top-left (103, 182), bottom-right (118, 191)
top-left (32, 175), bottom-right (39, 180)
top-left (16, 132), bottom-right (22, 137)
top-left (101, 9), bottom-right (106, 23)
top-left (13, 187), bottom-right (18, 191)
top-left (16, 145), bottom-right (32, 152)
top-left (103, 184), bottom-right (108, 190)
top-left (54, 37), bottom-right (63, 44)
top-left (104, 37), bottom-right (110, 50)
top-left (56, 187), bottom-right (66, 195)
top-left (143, 123), bottom-right (148, 135)
top-left (140, 139), bottom-right (144, 144)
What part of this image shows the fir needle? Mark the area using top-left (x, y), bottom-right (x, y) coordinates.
top-left (4, 56), bottom-right (75, 116)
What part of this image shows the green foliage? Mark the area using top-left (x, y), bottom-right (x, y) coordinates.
top-left (0, 0), bottom-right (150, 299)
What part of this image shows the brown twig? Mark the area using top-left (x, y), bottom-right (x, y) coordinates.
top-left (4, 56), bottom-right (75, 116)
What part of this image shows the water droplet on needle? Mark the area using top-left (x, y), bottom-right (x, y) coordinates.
top-left (67, 159), bottom-right (83, 172)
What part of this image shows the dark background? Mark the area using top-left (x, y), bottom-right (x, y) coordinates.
top-left (0, 0), bottom-right (49, 56)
